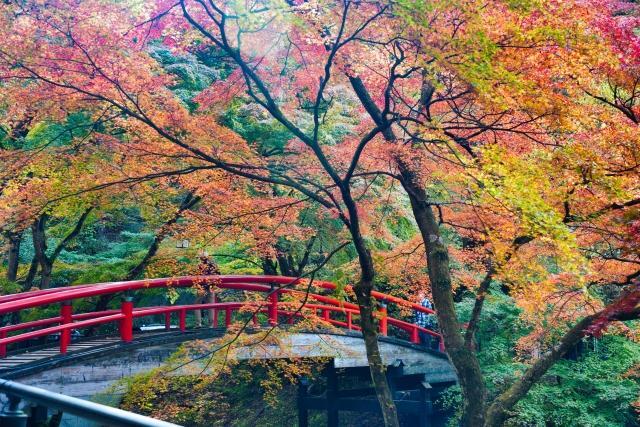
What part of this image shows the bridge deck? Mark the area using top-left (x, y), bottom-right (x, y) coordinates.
top-left (0, 338), bottom-right (121, 369)
top-left (0, 328), bottom-right (455, 384)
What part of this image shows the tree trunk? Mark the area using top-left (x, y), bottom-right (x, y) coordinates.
top-left (29, 209), bottom-right (92, 290)
top-left (262, 257), bottom-right (278, 275)
top-left (31, 216), bottom-right (53, 289)
top-left (276, 252), bottom-right (294, 276)
top-left (348, 74), bottom-right (486, 425)
top-left (399, 168), bottom-right (487, 427)
top-left (6, 233), bottom-right (21, 282)
top-left (400, 74), bottom-right (490, 425)
top-left (341, 187), bottom-right (400, 427)
top-left (23, 255), bottom-right (39, 290)
top-left (39, 261), bottom-right (52, 290)
top-left (353, 282), bottom-right (399, 426)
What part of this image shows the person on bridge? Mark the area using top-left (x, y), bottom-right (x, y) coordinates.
top-left (414, 292), bottom-right (438, 350)
top-left (194, 254), bottom-right (221, 328)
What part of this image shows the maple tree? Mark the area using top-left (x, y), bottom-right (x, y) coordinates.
top-left (0, 0), bottom-right (639, 426)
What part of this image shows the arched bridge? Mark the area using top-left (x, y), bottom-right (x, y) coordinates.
top-left (0, 275), bottom-right (444, 364)
top-left (0, 276), bottom-right (455, 426)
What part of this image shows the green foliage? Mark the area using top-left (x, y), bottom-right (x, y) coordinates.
top-left (0, 277), bottom-right (20, 294)
top-left (70, 260), bottom-right (138, 285)
top-left (220, 99), bottom-right (294, 156)
top-left (4, 112), bottom-right (97, 150)
top-left (149, 45), bottom-right (221, 109)
top-left (443, 291), bottom-right (640, 426)
top-left (508, 336), bottom-right (640, 427)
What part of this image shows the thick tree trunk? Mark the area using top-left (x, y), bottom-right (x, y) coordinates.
top-left (261, 257), bottom-right (278, 275)
top-left (39, 262), bottom-right (52, 290)
top-left (400, 170), bottom-right (488, 427)
top-left (276, 252), bottom-right (294, 276)
top-left (29, 209), bottom-right (93, 289)
top-left (6, 233), bottom-right (21, 282)
top-left (340, 188), bottom-right (399, 427)
top-left (348, 74), bottom-right (487, 425)
top-left (353, 282), bottom-right (399, 426)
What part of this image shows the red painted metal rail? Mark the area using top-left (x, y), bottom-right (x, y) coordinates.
top-left (0, 276), bottom-right (443, 358)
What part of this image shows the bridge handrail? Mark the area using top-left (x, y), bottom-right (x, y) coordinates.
top-left (0, 314), bottom-right (125, 347)
top-left (0, 302), bottom-right (440, 350)
top-left (0, 276), bottom-right (436, 315)
top-left (0, 276), bottom-right (443, 356)
top-left (0, 378), bottom-right (180, 426)
top-left (0, 283), bottom-right (95, 303)
top-left (0, 311), bottom-right (123, 336)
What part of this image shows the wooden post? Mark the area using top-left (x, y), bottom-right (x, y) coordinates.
top-left (419, 380), bottom-right (433, 427)
top-left (297, 377), bottom-right (309, 427)
top-left (208, 292), bottom-right (216, 328)
top-left (225, 308), bottom-right (232, 327)
top-left (179, 309), bottom-right (186, 332)
top-left (411, 326), bottom-right (420, 344)
top-left (378, 303), bottom-right (388, 336)
top-left (60, 302), bottom-right (73, 354)
top-left (269, 288), bottom-right (278, 326)
top-left (326, 365), bottom-right (339, 426)
top-left (211, 293), bottom-right (218, 327)
top-left (0, 330), bottom-right (6, 358)
top-left (119, 296), bottom-right (133, 343)
top-left (164, 312), bottom-right (171, 331)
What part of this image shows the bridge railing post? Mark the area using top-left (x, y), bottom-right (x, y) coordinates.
top-left (179, 309), bottom-right (186, 332)
top-left (410, 326), bottom-right (420, 344)
top-left (225, 308), bottom-right (232, 327)
top-left (164, 312), bottom-right (171, 331)
top-left (378, 303), bottom-right (388, 336)
top-left (60, 301), bottom-right (73, 354)
top-left (210, 292), bottom-right (218, 328)
top-left (438, 336), bottom-right (445, 352)
top-left (0, 330), bottom-right (6, 358)
top-left (268, 286), bottom-right (278, 326)
top-left (119, 296), bottom-right (133, 343)
top-left (346, 312), bottom-right (352, 330)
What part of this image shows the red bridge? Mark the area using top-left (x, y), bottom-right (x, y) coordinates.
top-left (0, 276), bottom-right (454, 426)
top-left (0, 275), bottom-right (443, 360)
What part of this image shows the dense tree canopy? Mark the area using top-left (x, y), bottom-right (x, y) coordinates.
top-left (0, 0), bottom-right (639, 426)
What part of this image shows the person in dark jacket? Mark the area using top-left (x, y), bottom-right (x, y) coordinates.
top-left (414, 292), bottom-right (438, 349)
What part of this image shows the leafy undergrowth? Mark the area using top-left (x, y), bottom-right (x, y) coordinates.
top-left (120, 359), bottom-right (387, 427)
top-left (437, 293), bottom-right (640, 427)
top-left (121, 362), bottom-right (307, 426)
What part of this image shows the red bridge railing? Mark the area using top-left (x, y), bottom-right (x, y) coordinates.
top-left (0, 276), bottom-right (443, 358)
